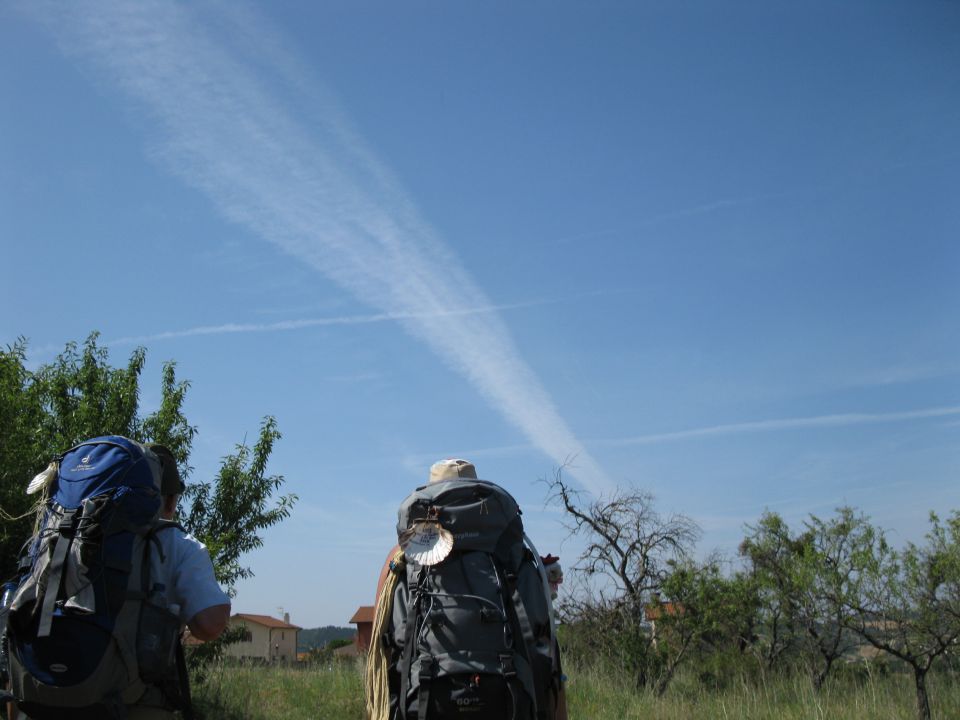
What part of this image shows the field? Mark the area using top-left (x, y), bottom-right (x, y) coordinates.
top-left (192, 658), bottom-right (960, 720)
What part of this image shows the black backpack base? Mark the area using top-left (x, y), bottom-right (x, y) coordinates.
top-left (402, 672), bottom-right (533, 720)
top-left (18, 699), bottom-right (127, 720)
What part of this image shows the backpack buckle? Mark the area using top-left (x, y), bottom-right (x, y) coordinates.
top-left (499, 653), bottom-right (517, 679)
top-left (419, 656), bottom-right (436, 682)
top-left (57, 509), bottom-right (78, 535)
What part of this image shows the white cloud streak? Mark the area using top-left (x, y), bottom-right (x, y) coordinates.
top-left (105, 300), bottom-right (550, 347)
top-left (29, 0), bottom-right (613, 494)
top-left (604, 406), bottom-right (960, 447)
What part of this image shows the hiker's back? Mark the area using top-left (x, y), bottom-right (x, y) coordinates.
top-left (383, 470), bottom-right (559, 720)
top-left (4, 436), bottom-right (188, 720)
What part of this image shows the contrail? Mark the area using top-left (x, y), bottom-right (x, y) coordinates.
top-left (604, 406), bottom-right (960, 446)
top-left (105, 300), bottom-right (554, 347)
top-left (25, 0), bottom-right (613, 494)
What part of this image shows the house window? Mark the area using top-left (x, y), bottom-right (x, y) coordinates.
top-left (281, 631), bottom-right (285, 640)
top-left (241, 629), bottom-right (252, 643)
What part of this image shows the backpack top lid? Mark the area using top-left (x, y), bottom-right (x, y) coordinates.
top-left (397, 478), bottom-right (521, 556)
top-left (52, 435), bottom-right (162, 512)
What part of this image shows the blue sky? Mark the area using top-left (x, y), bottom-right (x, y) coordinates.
top-left (2, 0), bottom-right (958, 628)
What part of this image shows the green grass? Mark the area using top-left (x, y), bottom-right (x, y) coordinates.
top-left (192, 658), bottom-right (960, 719)
top-left (193, 660), bottom-right (365, 720)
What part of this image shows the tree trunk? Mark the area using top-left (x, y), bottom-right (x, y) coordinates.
top-left (914, 666), bottom-right (931, 720)
top-left (654, 666), bottom-right (676, 698)
top-left (811, 656), bottom-right (833, 693)
top-left (633, 666), bottom-right (647, 692)
top-left (655, 642), bottom-right (690, 697)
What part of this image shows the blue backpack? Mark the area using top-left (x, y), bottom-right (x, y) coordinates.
top-left (5, 436), bottom-right (187, 719)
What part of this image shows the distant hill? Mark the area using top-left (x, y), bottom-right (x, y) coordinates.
top-left (298, 625), bottom-right (356, 652)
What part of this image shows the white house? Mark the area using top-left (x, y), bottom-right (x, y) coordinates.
top-left (225, 613), bottom-right (300, 663)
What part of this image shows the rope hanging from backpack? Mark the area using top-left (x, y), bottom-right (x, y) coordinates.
top-left (0, 460), bottom-right (58, 526)
top-left (365, 549), bottom-right (406, 720)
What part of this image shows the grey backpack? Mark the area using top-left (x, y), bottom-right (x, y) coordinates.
top-left (387, 479), bottom-right (559, 720)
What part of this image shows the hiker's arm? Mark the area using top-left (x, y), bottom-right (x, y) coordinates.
top-left (188, 603), bottom-right (230, 641)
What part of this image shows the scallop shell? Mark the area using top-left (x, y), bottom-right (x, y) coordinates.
top-left (399, 520), bottom-right (454, 566)
top-left (27, 462), bottom-right (58, 495)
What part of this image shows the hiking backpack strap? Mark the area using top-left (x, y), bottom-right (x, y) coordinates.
top-left (498, 562), bottom-right (539, 717)
top-left (175, 637), bottom-right (195, 720)
top-left (398, 566), bottom-right (427, 719)
top-left (137, 519), bottom-right (195, 718)
top-left (499, 652), bottom-right (521, 719)
top-left (416, 655), bottom-right (436, 720)
top-left (36, 509), bottom-right (77, 637)
top-left (137, 519), bottom-right (183, 599)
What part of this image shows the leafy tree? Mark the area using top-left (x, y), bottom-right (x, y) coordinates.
top-left (557, 589), bottom-right (658, 690)
top-left (796, 508), bottom-right (870, 691)
top-left (302, 637), bottom-right (355, 665)
top-left (740, 508), bottom-right (867, 691)
top-left (178, 418), bottom-right (297, 671)
top-left (0, 335), bottom-right (194, 580)
top-left (182, 416), bottom-right (296, 591)
top-left (0, 339), bottom-right (45, 575)
top-left (844, 512), bottom-right (960, 720)
top-left (0, 334), bottom-right (295, 608)
top-left (651, 558), bottom-right (745, 696)
top-left (694, 567), bottom-right (762, 662)
top-left (739, 512), bottom-right (803, 671)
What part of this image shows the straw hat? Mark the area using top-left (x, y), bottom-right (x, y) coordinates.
top-left (428, 458), bottom-right (477, 484)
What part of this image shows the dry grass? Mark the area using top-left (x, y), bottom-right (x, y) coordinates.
top-left (564, 658), bottom-right (960, 720)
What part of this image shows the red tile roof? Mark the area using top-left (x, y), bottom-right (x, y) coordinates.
top-left (350, 605), bottom-right (376, 624)
top-left (232, 613), bottom-right (301, 630)
top-left (644, 602), bottom-right (684, 621)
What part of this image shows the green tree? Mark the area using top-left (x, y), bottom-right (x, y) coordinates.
top-left (0, 339), bottom-right (45, 575)
top-left (797, 508), bottom-right (870, 691)
top-left (740, 512), bottom-right (803, 671)
top-left (0, 334), bottom-right (295, 605)
top-left (652, 558), bottom-right (747, 696)
top-left (845, 512), bottom-right (960, 720)
top-left (741, 508), bottom-right (867, 691)
top-left (1, 335), bottom-right (194, 580)
top-left (302, 637), bottom-right (355, 665)
top-left (179, 417), bottom-right (298, 672)
top-left (182, 416), bottom-right (296, 591)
